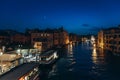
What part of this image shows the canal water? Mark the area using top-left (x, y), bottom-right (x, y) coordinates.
top-left (40, 43), bottom-right (120, 80)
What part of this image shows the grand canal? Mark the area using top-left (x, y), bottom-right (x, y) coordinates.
top-left (40, 43), bottom-right (120, 80)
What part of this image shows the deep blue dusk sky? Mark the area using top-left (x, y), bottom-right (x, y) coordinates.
top-left (0, 0), bottom-right (120, 34)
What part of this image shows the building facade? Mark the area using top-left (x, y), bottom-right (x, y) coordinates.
top-left (98, 30), bottom-right (104, 48)
top-left (59, 29), bottom-right (69, 45)
top-left (53, 30), bottom-right (60, 46)
top-left (11, 33), bottom-right (30, 45)
top-left (0, 31), bottom-right (10, 47)
top-left (0, 27), bottom-right (69, 52)
top-left (98, 27), bottom-right (120, 54)
top-left (31, 30), bottom-right (53, 51)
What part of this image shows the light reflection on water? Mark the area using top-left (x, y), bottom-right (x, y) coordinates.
top-left (92, 46), bottom-right (97, 64)
top-left (41, 43), bottom-right (120, 80)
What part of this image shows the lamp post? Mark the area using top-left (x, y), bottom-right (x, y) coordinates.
top-left (2, 46), bottom-right (5, 53)
top-left (17, 45), bottom-right (22, 56)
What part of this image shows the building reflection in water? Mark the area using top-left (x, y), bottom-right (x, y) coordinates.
top-left (92, 45), bottom-right (97, 64)
top-left (92, 44), bottom-right (105, 65)
top-left (68, 43), bottom-right (73, 54)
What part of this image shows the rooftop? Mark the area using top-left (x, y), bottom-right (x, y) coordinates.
top-left (0, 63), bottom-right (39, 80)
top-left (0, 54), bottom-right (21, 62)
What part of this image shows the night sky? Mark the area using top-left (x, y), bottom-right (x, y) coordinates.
top-left (0, 0), bottom-right (120, 34)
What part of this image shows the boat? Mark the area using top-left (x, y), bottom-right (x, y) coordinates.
top-left (39, 50), bottom-right (58, 65)
top-left (0, 63), bottom-right (40, 80)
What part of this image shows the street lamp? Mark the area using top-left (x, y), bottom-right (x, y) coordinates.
top-left (17, 45), bottom-right (22, 56)
top-left (0, 52), bottom-right (3, 56)
top-left (17, 49), bottom-right (21, 55)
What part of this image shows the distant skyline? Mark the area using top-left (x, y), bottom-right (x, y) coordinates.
top-left (0, 0), bottom-right (120, 34)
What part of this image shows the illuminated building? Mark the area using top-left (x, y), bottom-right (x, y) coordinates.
top-left (0, 27), bottom-right (69, 52)
top-left (69, 33), bottom-right (77, 44)
top-left (91, 35), bottom-right (96, 45)
top-left (31, 27), bottom-right (69, 51)
top-left (63, 31), bottom-right (69, 45)
top-left (98, 30), bottom-right (104, 48)
top-left (81, 35), bottom-right (91, 43)
top-left (34, 42), bottom-right (42, 52)
top-left (55, 27), bottom-right (69, 45)
top-left (53, 30), bottom-right (60, 46)
top-left (11, 33), bottom-right (30, 45)
top-left (0, 54), bottom-right (22, 75)
top-left (31, 29), bottom-right (53, 51)
top-left (104, 27), bottom-right (120, 54)
top-left (98, 26), bottom-right (120, 54)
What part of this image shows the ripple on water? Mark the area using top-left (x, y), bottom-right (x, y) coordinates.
top-left (41, 44), bottom-right (120, 80)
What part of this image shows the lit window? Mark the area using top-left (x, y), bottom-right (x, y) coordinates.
top-left (25, 76), bottom-right (28, 80)
top-left (19, 77), bottom-right (24, 80)
top-left (44, 33), bottom-right (46, 36)
top-left (41, 34), bottom-right (43, 36)
top-left (47, 34), bottom-right (49, 36)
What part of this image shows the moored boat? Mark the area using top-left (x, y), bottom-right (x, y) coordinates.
top-left (39, 50), bottom-right (58, 65)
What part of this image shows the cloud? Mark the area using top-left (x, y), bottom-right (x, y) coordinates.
top-left (81, 24), bottom-right (102, 31)
top-left (81, 24), bottom-right (90, 27)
